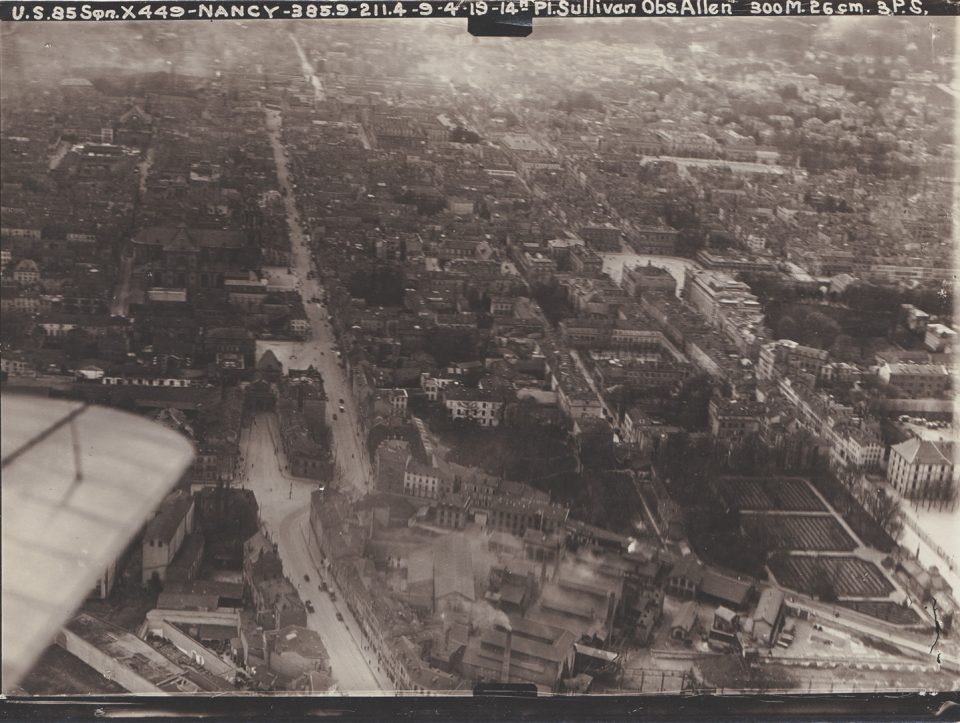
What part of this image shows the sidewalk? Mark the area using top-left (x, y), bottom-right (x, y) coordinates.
top-left (787, 596), bottom-right (958, 673)
top-left (300, 521), bottom-right (393, 691)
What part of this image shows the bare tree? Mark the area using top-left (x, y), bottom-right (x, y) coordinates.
top-left (869, 488), bottom-right (903, 543)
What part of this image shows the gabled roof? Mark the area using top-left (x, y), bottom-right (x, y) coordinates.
top-left (406, 546), bottom-right (434, 587)
top-left (143, 490), bottom-right (193, 544)
top-left (715, 606), bottom-right (738, 624)
top-left (257, 350), bottom-right (283, 372)
top-left (164, 226), bottom-right (198, 254)
top-left (671, 600), bottom-right (698, 632)
top-left (433, 534), bottom-right (474, 603)
top-left (753, 587), bottom-right (785, 626)
top-left (265, 625), bottom-right (329, 661)
top-left (668, 555), bottom-right (704, 584)
top-left (133, 226), bottom-right (243, 251)
top-left (406, 458), bottom-right (439, 478)
top-left (119, 103), bottom-right (153, 125)
top-left (700, 570), bottom-right (753, 607)
top-left (206, 327), bottom-right (254, 341)
top-left (892, 438), bottom-right (955, 467)
top-left (467, 614), bottom-right (576, 669)
top-left (156, 592), bottom-right (219, 611)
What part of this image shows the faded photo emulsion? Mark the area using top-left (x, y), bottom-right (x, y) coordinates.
top-left (1, 15), bottom-right (957, 700)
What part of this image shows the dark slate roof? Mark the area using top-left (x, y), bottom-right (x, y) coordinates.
top-left (143, 491), bottom-right (193, 544)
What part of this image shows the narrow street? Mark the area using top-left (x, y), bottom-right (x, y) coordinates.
top-left (568, 348), bottom-right (616, 423)
top-left (109, 253), bottom-right (134, 318)
top-left (137, 146), bottom-right (156, 196)
top-left (242, 105), bottom-right (390, 693)
top-left (291, 34), bottom-right (325, 102)
top-left (110, 141), bottom-right (155, 318)
top-left (47, 140), bottom-right (72, 171)
top-left (263, 107), bottom-right (373, 500)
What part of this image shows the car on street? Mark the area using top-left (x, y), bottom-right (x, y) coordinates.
top-left (339, 405), bottom-right (345, 413)
top-left (332, 414), bottom-right (337, 420)
top-left (304, 574), bottom-right (310, 582)
top-left (305, 600), bottom-right (314, 613)
top-left (335, 612), bottom-right (344, 622)
top-left (329, 591), bottom-right (336, 601)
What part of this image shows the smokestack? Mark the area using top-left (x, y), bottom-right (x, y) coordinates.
top-left (501, 628), bottom-right (512, 684)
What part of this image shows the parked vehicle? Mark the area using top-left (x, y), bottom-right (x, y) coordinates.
top-left (305, 601), bottom-right (314, 613)
top-left (304, 574), bottom-right (310, 582)
top-left (336, 612), bottom-right (344, 622)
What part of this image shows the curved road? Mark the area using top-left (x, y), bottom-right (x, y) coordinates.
top-left (240, 415), bottom-right (389, 693)
top-left (230, 106), bottom-right (389, 693)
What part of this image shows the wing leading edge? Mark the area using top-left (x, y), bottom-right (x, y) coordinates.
top-left (1, 394), bottom-right (195, 691)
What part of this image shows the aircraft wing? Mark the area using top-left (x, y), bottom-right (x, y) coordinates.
top-left (1, 394), bottom-right (195, 691)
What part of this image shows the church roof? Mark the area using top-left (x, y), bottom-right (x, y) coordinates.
top-left (133, 225), bottom-right (243, 252)
top-left (118, 103), bottom-right (153, 125)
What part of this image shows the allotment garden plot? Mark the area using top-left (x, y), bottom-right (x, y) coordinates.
top-left (720, 476), bottom-right (901, 609)
top-left (768, 555), bottom-right (895, 598)
top-left (742, 514), bottom-right (858, 552)
top-left (719, 476), bottom-right (827, 512)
